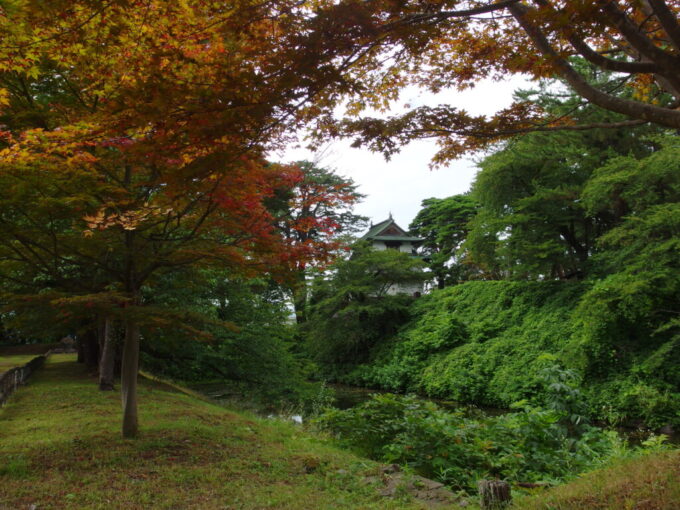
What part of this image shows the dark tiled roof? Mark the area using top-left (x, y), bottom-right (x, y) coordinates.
top-left (362, 217), bottom-right (422, 242)
top-left (371, 235), bottom-right (424, 242)
top-left (361, 218), bottom-right (394, 239)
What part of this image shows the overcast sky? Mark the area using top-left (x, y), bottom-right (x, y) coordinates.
top-left (270, 75), bottom-right (530, 232)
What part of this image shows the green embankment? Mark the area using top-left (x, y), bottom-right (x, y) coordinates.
top-left (1, 355), bottom-right (678, 509)
top-left (0, 355), bottom-right (421, 510)
top-left (340, 281), bottom-right (680, 428)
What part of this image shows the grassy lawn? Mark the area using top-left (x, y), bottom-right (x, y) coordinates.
top-left (2, 354), bottom-right (678, 510)
top-left (0, 355), bottom-right (425, 510)
top-left (0, 343), bottom-right (59, 375)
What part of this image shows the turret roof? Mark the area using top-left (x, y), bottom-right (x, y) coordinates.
top-left (362, 217), bottom-right (423, 243)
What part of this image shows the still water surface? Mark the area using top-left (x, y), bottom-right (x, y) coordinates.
top-left (192, 381), bottom-right (678, 445)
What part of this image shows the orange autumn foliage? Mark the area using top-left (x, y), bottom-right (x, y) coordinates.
top-left (0, 0), bottom-right (368, 285)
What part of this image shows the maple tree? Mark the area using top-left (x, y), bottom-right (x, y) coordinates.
top-left (0, 0), bottom-right (378, 437)
top-left (309, 0), bottom-right (680, 163)
top-left (270, 161), bottom-right (366, 323)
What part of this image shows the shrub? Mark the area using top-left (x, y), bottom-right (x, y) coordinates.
top-left (315, 393), bottom-right (621, 492)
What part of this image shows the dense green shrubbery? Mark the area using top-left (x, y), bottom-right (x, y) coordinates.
top-left (303, 243), bottom-right (426, 370)
top-left (327, 280), bottom-right (680, 427)
top-left (139, 273), bottom-right (312, 405)
top-left (340, 281), bottom-right (582, 399)
top-left (308, 138), bottom-right (680, 429)
top-left (315, 367), bottom-right (624, 492)
top-left (586, 379), bottom-right (680, 430)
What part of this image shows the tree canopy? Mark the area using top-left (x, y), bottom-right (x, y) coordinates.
top-left (409, 194), bottom-right (478, 288)
top-left (0, 0), bottom-right (377, 437)
top-left (270, 161), bottom-right (366, 323)
top-left (458, 80), bottom-right (663, 280)
top-left (312, 0), bottom-right (680, 162)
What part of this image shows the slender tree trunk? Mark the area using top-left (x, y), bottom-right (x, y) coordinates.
top-left (81, 327), bottom-right (100, 369)
top-left (121, 317), bottom-right (140, 438)
top-left (97, 315), bottom-right (106, 356)
top-left (293, 270), bottom-right (308, 324)
top-left (120, 164), bottom-right (140, 438)
top-left (98, 316), bottom-right (116, 391)
top-left (76, 335), bottom-right (85, 363)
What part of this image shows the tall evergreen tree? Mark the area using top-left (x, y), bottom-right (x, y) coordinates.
top-left (466, 83), bottom-right (661, 280)
top-left (410, 194), bottom-right (478, 288)
top-left (304, 242), bottom-right (426, 367)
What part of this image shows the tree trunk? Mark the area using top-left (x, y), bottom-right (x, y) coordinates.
top-left (97, 315), bottom-right (106, 356)
top-left (292, 271), bottom-right (308, 324)
top-left (478, 480), bottom-right (511, 510)
top-left (98, 316), bottom-right (116, 391)
top-left (76, 335), bottom-right (84, 363)
top-left (81, 327), bottom-right (100, 369)
top-left (121, 217), bottom-right (139, 438)
top-left (121, 318), bottom-right (140, 438)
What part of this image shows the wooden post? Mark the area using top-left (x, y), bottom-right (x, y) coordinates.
top-left (478, 480), bottom-right (511, 509)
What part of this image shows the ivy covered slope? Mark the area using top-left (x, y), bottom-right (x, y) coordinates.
top-left (342, 280), bottom-right (679, 428)
top-left (0, 355), bottom-right (419, 510)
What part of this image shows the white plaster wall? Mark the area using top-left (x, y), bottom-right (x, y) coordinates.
top-left (386, 281), bottom-right (424, 296)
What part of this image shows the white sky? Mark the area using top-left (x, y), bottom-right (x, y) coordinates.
top-left (271, 75), bottom-right (530, 231)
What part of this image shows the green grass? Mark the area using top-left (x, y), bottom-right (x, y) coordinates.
top-left (0, 355), bottom-right (425, 510)
top-left (3, 355), bottom-right (678, 509)
top-left (516, 450), bottom-right (680, 509)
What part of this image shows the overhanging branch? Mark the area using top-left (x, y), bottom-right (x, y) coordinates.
top-left (647, 0), bottom-right (680, 51)
top-left (509, 3), bottom-right (680, 129)
top-left (599, 0), bottom-right (680, 76)
top-left (399, 0), bottom-right (520, 25)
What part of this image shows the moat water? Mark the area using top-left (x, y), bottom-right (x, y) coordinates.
top-left (191, 380), bottom-right (679, 445)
